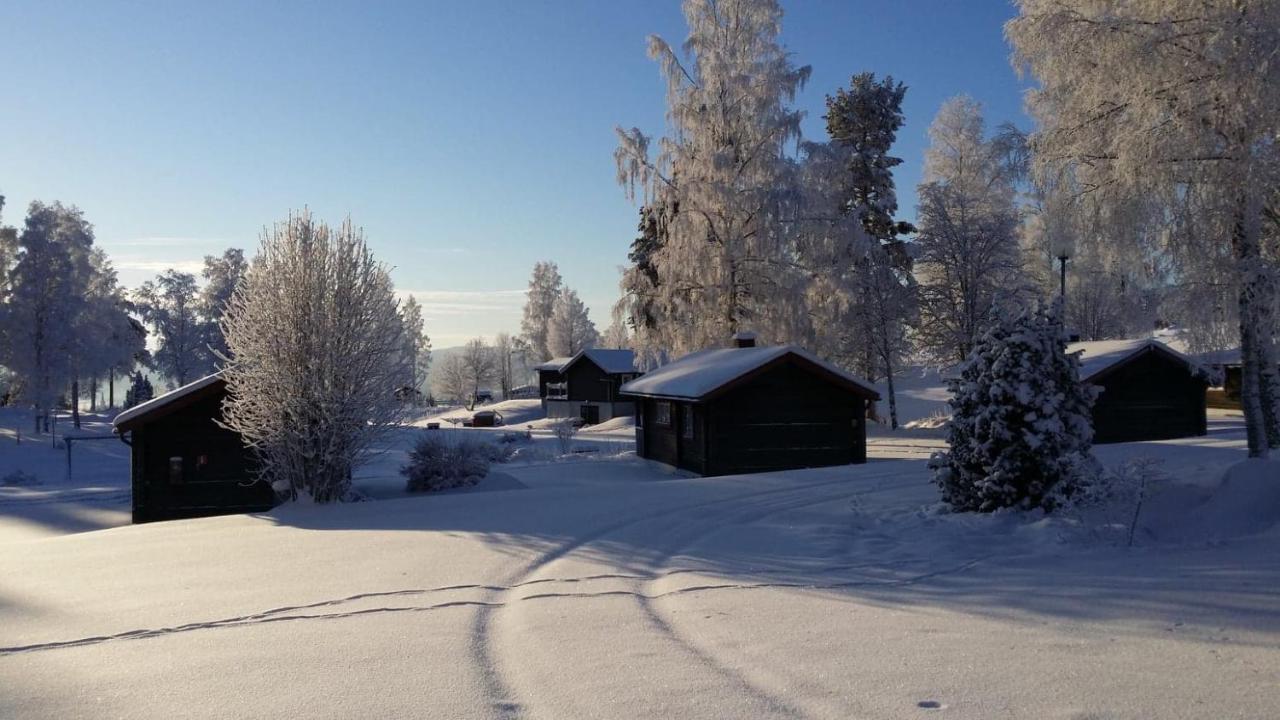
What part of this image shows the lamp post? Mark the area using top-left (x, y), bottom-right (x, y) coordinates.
top-left (1050, 234), bottom-right (1076, 304)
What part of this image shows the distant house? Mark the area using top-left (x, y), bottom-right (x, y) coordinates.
top-left (621, 333), bottom-right (880, 476)
top-left (535, 349), bottom-right (641, 425)
top-left (1070, 338), bottom-right (1209, 444)
top-left (112, 373), bottom-right (275, 523)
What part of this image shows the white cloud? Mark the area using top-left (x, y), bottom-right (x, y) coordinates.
top-left (112, 258), bottom-right (207, 275)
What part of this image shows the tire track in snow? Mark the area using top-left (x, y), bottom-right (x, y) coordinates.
top-left (481, 468), bottom-right (919, 719)
top-left (468, 473), bottom-right (872, 719)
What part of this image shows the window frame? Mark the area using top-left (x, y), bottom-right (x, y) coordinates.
top-left (655, 401), bottom-right (671, 426)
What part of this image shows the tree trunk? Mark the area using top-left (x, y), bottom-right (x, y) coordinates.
top-left (885, 356), bottom-right (899, 431)
top-left (109, 369), bottom-right (115, 409)
top-left (1233, 203), bottom-right (1270, 458)
top-left (72, 379), bottom-right (81, 429)
top-left (1250, 265), bottom-right (1280, 448)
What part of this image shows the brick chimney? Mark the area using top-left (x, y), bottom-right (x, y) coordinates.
top-left (732, 331), bottom-right (757, 348)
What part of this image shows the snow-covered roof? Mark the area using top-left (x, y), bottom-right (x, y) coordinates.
top-left (620, 345), bottom-right (879, 401)
top-left (112, 372), bottom-right (225, 431)
top-left (1068, 338), bottom-right (1199, 382)
top-left (533, 357), bottom-right (574, 372)
top-left (565, 348), bottom-right (637, 375)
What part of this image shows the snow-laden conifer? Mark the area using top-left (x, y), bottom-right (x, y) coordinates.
top-left (930, 301), bottom-right (1099, 512)
top-left (219, 211), bottom-right (408, 503)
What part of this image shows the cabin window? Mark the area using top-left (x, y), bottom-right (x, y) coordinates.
top-left (682, 406), bottom-right (694, 439)
top-left (655, 401), bottom-right (671, 426)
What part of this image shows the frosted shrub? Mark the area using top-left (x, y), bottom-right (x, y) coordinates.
top-left (1, 470), bottom-right (41, 487)
top-left (402, 434), bottom-right (495, 492)
top-left (220, 211), bottom-right (409, 503)
top-left (552, 419), bottom-right (577, 455)
top-left (929, 302), bottom-right (1100, 512)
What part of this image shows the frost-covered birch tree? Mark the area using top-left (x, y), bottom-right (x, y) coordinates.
top-left (431, 353), bottom-right (469, 407)
top-left (199, 248), bottom-right (247, 361)
top-left (520, 261), bottom-right (563, 362)
top-left (1008, 0), bottom-right (1280, 456)
top-left (460, 338), bottom-right (496, 410)
top-left (0, 201), bottom-right (95, 431)
top-left (547, 287), bottom-right (598, 358)
top-left (615, 0), bottom-right (812, 355)
top-left (135, 270), bottom-right (213, 388)
top-left (220, 212), bottom-right (408, 503)
top-left (914, 97), bottom-right (1028, 364)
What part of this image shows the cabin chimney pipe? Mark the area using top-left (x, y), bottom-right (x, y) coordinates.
top-left (732, 331), bottom-right (757, 348)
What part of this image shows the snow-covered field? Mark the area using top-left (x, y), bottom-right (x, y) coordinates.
top-left (0, 402), bottom-right (1277, 718)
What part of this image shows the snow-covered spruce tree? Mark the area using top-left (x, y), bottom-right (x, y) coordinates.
top-left (930, 301), bottom-right (1099, 512)
top-left (520, 261), bottom-right (563, 362)
top-left (135, 269), bottom-right (214, 388)
top-left (615, 0), bottom-right (812, 356)
top-left (220, 212), bottom-right (408, 503)
top-left (547, 287), bottom-right (598, 358)
top-left (914, 97), bottom-right (1030, 365)
top-left (1007, 1), bottom-right (1280, 456)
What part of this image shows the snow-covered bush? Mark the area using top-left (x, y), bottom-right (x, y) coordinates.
top-left (1, 469), bottom-right (41, 486)
top-left (124, 371), bottom-right (153, 409)
top-left (552, 419), bottom-right (577, 455)
top-left (929, 301), bottom-right (1100, 512)
top-left (402, 434), bottom-right (496, 492)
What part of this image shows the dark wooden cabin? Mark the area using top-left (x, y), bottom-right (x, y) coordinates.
top-left (537, 349), bottom-right (641, 424)
top-left (620, 335), bottom-right (880, 476)
top-left (1071, 339), bottom-right (1209, 444)
top-left (112, 374), bottom-right (275, 523)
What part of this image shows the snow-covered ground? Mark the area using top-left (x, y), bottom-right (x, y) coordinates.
top-left (1, 400), bottom-right (1277, 718)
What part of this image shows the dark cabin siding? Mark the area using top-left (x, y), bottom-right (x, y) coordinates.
top-left (1090, 351), bottom-right (1207, 444)
top-left (127, 387), bottom-right (274, 523)
top-left (565, 359), bottom-right (613, 402)
top-left (705, 362), bottom-right (867, 475)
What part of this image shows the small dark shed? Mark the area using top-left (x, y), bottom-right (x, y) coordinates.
top-left (1071, 339), bottom-right (1209, 444)
top-left (620, 335), bottom-right (880, 476)
top-left (113, 374), bottom-right (275, 523)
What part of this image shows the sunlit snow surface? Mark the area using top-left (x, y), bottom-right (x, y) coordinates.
top-left (0, 402), bottom-right (1276, 718)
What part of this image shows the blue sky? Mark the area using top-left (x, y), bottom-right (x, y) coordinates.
top-left (0, 1), bottom-right (1028, 347)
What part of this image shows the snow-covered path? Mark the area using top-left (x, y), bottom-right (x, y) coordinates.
top-left (1, 446), bottom-right (1277, 719)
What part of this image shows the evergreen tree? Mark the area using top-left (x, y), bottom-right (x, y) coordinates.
top-left (398, 295), bottom-right (431, 400)
top-left (124, 371), bottom-right (154, 408)
top-left (929, 302), bottom-right (1099, 512)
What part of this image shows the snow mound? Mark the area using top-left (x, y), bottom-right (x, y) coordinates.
top-left (1188, 459), bottom-right (1280, 539)
top-left (578, 416), bottom-right (636, 435)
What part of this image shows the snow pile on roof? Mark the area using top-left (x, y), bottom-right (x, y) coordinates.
top-left (112, 372), bottom-right (224, 430)
top-left (1067, 338), bottom-right (1196, 382)
top-left (577, 348), bottom-right (637, 374)
top-left (620, 344), bottom-right (877, 400)
top-left (533, 357), bottom-right (574, 372)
